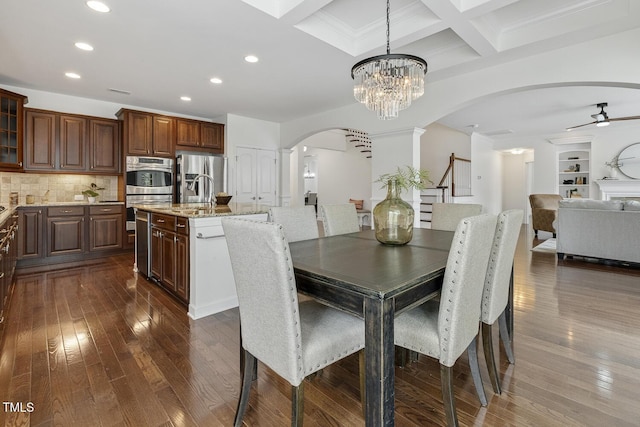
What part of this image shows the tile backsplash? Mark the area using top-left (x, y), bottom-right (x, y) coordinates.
top-left (0, 172), bottom-right (118, 205)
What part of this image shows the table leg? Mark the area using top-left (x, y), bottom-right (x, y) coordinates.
top-left (364, 297), bottom-right (395, 426)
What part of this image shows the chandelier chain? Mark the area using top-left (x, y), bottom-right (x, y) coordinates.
top-left (386, 0), bottom-right (390, 55)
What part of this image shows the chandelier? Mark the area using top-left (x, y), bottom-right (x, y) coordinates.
top-left (351, 0), bottom-right (427, 120)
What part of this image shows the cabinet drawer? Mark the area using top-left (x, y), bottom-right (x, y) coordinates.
top-left (48, 206), bottom-right (85, 217)
top-left (151, 213), bottom-right (175, 230)
top-left (89, 205), bottom-right (123, 215)
top-left (176, 217), bottom-right (189, 235)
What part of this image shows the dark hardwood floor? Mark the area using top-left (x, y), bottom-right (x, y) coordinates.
top-left (1, 227), bottom-right (640, 426)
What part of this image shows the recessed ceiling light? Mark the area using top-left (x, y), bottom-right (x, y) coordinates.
top-left (180, 96), bottom-right (191, 101)
top-left (86, 1), bottom-right (110, 13)
top-left (65, 72), bottom-right (81, 79)
top-left (210, 77), bottom-right (222, 84)
top-left (75, 42), bottom-right (94, 51)
top-left (244, 55), bottom-right (259, 63)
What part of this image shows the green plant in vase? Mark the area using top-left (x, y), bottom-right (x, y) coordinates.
top-left (82, 183), bottom-right (104, 203)
top-left (373, 166), bottom-right (432, 245)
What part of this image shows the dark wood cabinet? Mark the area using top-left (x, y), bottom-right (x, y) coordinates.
top-left (176, 118), bottom-right (224, 154)
top-left (0, 89), bottom-right (27, 170)
top-left (25, 108), bottom-right (120, 173)
top-left (89, 205), bottom-right (123, 251)
top-left (201, 122), bottom-right (224, 152)
top-left (89, 119), bottom-right (120, 173)
top-left (59, 114), bottom-right (86, 170)
top-left (150, 213), bottom-right (188, 303)
top-left (17, 207), bottom-right (43, 260)
top-left (24, 109), bottom-right (57, 170)
top-left (47, 206), bottom-right (85, 256)
top-left (0, 212), bottom-right (18, 325)
top-left (175, 216), bottom-right (189, 301)
top-left (118, 109), bottom-right (175, 157)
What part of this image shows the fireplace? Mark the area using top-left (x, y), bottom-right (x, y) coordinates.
top-left (595, 179), bottom-right (640, 200)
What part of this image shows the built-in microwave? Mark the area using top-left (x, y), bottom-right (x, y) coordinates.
top-left (126, 156), bottom-right (173, 195)
top-left (126, 156), bottom-right (173, 231)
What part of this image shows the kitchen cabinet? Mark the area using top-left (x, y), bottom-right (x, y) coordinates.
top-left (0, 88), bottom-right (27, 170)
top-left (234, 147), bottom-right (277, 206)
top-left (89, 119), bottom-right (120, 173)
top-left (24, 109), bottom-right (57, 170)
top-left (17, 204), bottom-right (125, 268)
top-left (89, 205), bottom-right (123, 251)
top-left (0, 212), bottom-right (18, 325)
top-left (176, 119), bottom-right (224, 154)
top-left (24, 108), bottom-right (120, 173)
top-left (150, 213), bottom-right (188, 303)
top-left (17, 207), bottom-right (43, 260)
top-left (118, 109), bottom-right (175, 157)
top-left (47, 206), bottom-right (85, 256)
top-left (59, 114), bottom-right (87, 170)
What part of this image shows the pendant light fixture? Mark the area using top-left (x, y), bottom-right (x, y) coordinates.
top-left (351, 0), bottom-right (428, 120)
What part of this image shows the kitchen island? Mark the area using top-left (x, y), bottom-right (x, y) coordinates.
top-left (133, 202), bottom-right (269, 319)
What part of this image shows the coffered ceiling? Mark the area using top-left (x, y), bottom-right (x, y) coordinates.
top-left (1, 0), bottom-right (639, 141)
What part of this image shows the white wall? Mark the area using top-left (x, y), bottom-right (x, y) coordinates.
top-left (469, 133), bottom-right (502, 215)
top-left (421, 123), bottom-right (471, 185)
top-left (297, 131), bottom-right (372, 210)
top-left (502, 152), bottom-right (529, 215)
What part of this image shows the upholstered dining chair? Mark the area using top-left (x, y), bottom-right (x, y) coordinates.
top-left (222, 218), bottom-right (365, 427)
top-left (477, 209), bottom-right (523, 397)
top-left (320, 203), bottom-right (360, 236)
top-left (268, 205), bottom-right (319, 242)
top-left (394, 214), bottom-right (498, 426)
top-left (431, 203), bottom-right (483, 231)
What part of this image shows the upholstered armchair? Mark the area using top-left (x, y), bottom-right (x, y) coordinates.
top-left (528, 194), bottom-right (562, 237)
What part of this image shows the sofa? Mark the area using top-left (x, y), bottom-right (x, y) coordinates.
top-left (556, 199), bottom-right (640, 263)
top-left (529, 194), bottom-right (563, 237)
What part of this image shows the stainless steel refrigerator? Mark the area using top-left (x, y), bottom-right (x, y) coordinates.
top-left (176, 153), bottom-right (227, 203)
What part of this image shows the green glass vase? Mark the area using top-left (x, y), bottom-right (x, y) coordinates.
top-left (373, 179), bottom-right (414, 245)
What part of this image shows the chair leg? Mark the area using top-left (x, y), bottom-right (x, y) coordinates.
top-left (498, 311), bottom-right (515, 364)
top-left (440, 364), bottom-right (459, 427)
top-left (292, 383), bottom-right (304, 427)
top-left (234, 349), bottom-right (256, 427)
top-left (466, 336), bottom-right (487, 406)
top-left (359, 350), bottom-right (366, 417)
top-left (482, 323), bottom-right (501, 395)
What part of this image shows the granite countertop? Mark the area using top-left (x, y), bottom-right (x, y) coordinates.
top-left (13, 201), bottom-right (124, 207)
top-left (0, 201), bottom-right (125, 226)
top-left (134, 202), bottom-right (270, 218)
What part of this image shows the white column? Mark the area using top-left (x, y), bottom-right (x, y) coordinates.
top-left (370, 127), bottom-right (425, 228)
top-left (279, 148), bottom-right (293, 206)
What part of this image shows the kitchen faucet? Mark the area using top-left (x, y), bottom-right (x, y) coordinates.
top-left (188, 174), bottom-right (215, 205)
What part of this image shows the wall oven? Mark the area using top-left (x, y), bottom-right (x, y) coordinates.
top-left (126, 156), bottom-right (173, 231)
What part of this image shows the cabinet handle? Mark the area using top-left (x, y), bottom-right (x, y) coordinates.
top-left (62, 210), bottom-right (73, 213)
top-left (157, 219), bottom-right (165, 223)
top-left (100, 208), bottom-right (112, 212)
top-left (251, 197), bottom-right (256, 200)
top-left (0, 272), bottom-right (4, 279)
top-left (176, 224), bottom-right (186, 228)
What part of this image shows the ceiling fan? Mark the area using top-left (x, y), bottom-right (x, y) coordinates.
top-left (566, 102), bottom-right (640, 131)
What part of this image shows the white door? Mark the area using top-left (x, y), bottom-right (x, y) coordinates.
top-left (234, 147), bottom-right (277, 205)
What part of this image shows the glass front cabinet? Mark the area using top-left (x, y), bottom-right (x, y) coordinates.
top-left (0, 89), bottom-right (28, 170)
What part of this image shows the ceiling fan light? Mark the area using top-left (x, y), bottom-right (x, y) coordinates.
top-left (596, 120), bottom-right (610, 127)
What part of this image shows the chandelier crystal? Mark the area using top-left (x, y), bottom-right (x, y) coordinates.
top-left (351, 0), bottom-right (427, 120)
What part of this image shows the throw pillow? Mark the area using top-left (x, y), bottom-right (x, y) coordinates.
top-left (623, 200), bottom-right (640, 211)
top-left (349, 199), bottom-right (364, 210)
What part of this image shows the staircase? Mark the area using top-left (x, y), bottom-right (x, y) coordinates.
top-left (420, 153), bottom-right (472, 226)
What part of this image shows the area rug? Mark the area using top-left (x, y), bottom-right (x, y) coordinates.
top-left (531, 238), bottom-right (556, 253)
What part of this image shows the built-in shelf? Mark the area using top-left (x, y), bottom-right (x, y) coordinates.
top-left (558, 149), bottom-right (590, 198)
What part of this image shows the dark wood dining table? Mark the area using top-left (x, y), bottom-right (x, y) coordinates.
top-left (290, 228), bottom-right (455, 426)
